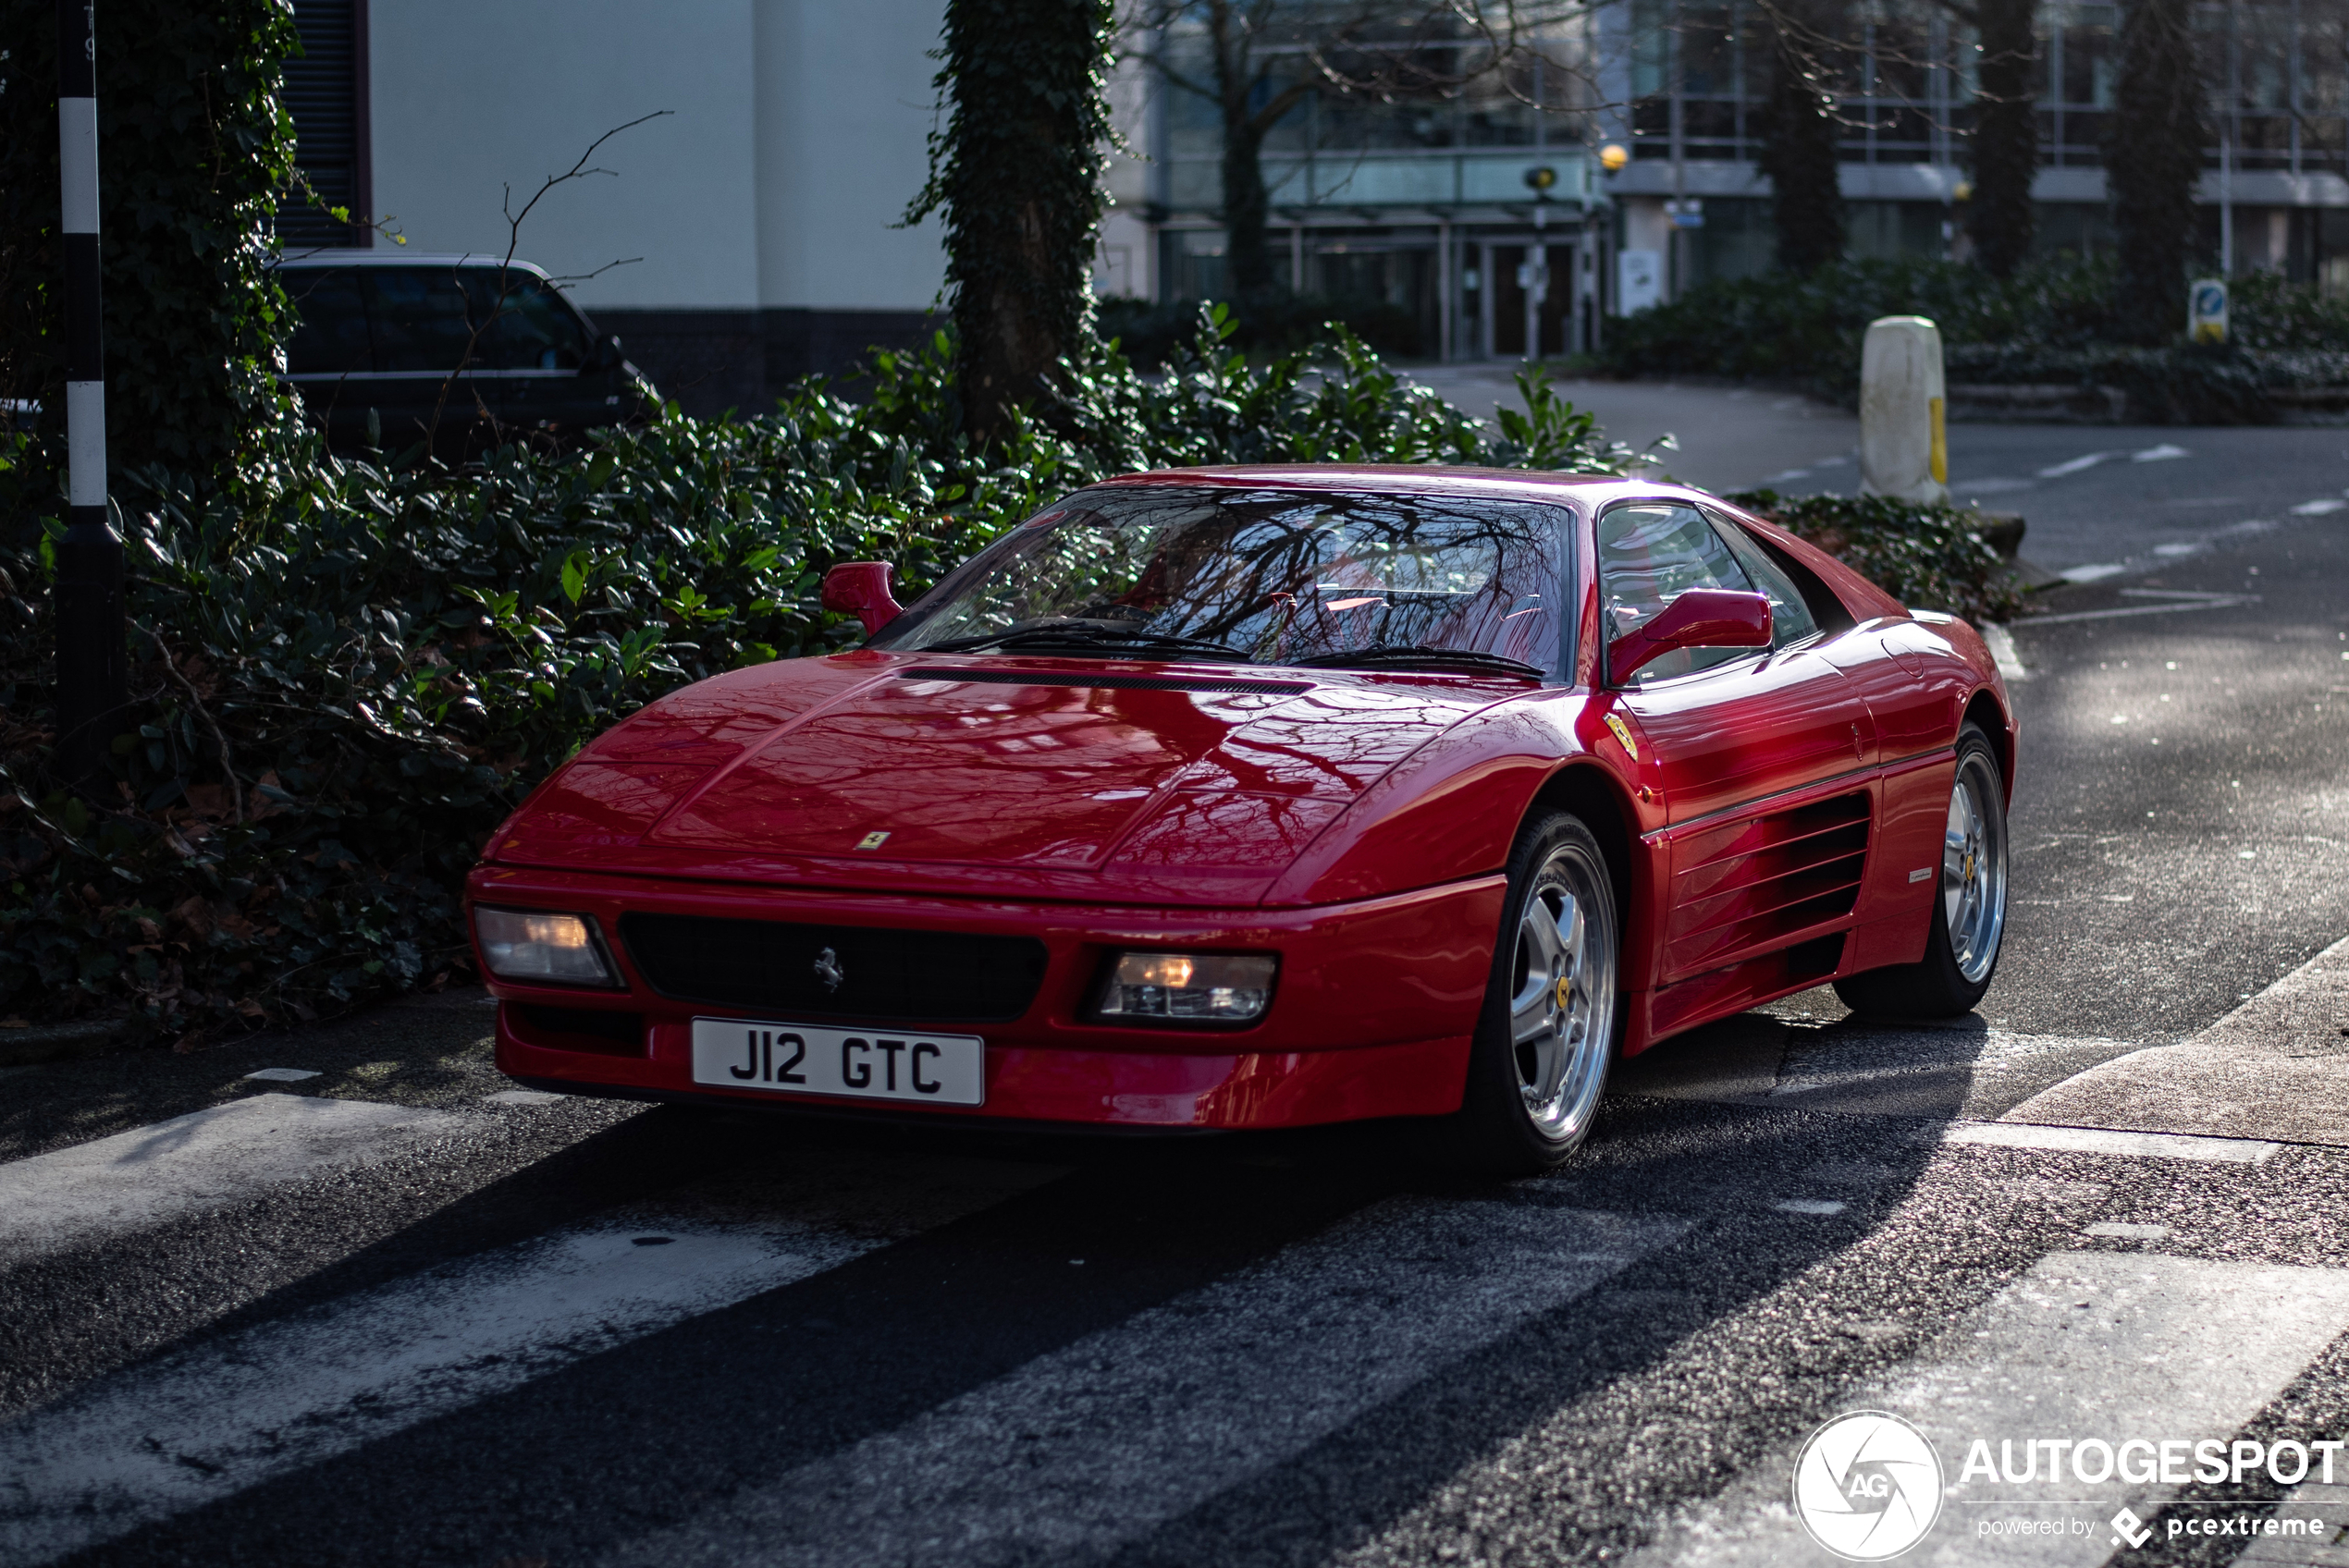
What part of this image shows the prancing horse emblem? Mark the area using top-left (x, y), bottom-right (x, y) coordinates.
top-left (813, 947), bottom-right (844, 993)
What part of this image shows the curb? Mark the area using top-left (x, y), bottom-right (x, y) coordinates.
top-left (0, 1017), bottom-right (140, 1069)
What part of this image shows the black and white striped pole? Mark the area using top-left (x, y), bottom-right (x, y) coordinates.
top-left (55, 0), bottom-right (125, 791)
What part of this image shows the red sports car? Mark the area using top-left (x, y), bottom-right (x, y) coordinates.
top-left (467, 467), bottom-right (2014, 1171)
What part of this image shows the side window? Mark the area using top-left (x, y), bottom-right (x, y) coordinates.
top-left (281, 268), bottom-right (375, 376)
top-left (1709, 511), bottom-right (1820, 646)
top-left (1597, 502), bottom-right (1760, 684)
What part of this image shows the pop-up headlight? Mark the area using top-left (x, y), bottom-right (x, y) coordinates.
top-left (473, 908), bottom-right (620, 986)
top-left (1094, 950), bottom-right (1276, 1026)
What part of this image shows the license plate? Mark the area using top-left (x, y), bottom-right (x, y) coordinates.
top-left (689, 1018), bottom-right (985, 1107)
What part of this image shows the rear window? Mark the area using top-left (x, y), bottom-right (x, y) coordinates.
top-left (282, 265), bottom-right (591, 374)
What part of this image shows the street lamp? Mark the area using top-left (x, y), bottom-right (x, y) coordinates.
top-left (54, 0), bottom-right (127, 794)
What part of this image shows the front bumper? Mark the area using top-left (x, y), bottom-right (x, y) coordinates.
top-left (467, 864), bottom-right (1504, 1131)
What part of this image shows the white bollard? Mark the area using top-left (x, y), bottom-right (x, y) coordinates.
top-left (1858, 315), bottom-right (1949, 505)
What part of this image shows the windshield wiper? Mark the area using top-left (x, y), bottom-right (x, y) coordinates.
top-left (925, 626), bottom-right (1254, 662)
top-left (1293, 644), bottom-right (1546, 679)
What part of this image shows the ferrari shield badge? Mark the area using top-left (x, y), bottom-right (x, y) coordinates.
top-left (1603, 713), bottom-right (1640, 762)
top-left (855, 830), bottom-right (891, 851)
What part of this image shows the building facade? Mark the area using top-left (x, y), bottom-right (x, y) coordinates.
top-left (1117, 0), bottom-right (2349, 360)
top-left (283, 0), bottom-right (950, 414)
top-left (281, 1), bottom-right (2349, 397)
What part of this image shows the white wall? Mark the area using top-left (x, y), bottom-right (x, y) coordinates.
top-left (368, 1), bottom-right (761, 311)
top-left (752, 0), bottom-right (947, 312)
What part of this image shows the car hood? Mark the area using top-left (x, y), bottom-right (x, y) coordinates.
top-left (486, 653), bottom-right (1519, 905)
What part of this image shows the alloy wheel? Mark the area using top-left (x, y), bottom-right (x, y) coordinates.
top-left (1507, 841), bottom-right (1617, 1143)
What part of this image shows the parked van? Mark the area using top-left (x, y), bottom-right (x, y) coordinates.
top-left (277, 253), bottom-right (658, 457)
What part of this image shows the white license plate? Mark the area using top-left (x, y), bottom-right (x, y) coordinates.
top-left (689, 1018), bottom-right (986, 1107)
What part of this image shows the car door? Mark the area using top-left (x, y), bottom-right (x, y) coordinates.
top-left (1594, 500), bottom-right (1879, 992)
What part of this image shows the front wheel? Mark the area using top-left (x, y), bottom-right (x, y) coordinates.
top-left (1423, 810), bottom-right (1623, 1176)
top-left (1834, 723), bottom-right (2010, 1020)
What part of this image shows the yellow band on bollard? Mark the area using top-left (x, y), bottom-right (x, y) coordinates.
top-left (1928, 396), bottom-right (1947, 485)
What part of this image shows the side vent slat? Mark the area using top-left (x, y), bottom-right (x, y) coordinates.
top-left (1666, 791), bottom-right (1872, 980)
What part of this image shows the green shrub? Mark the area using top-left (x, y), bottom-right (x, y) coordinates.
top-left (1601, 256), bottom-right (2349, 422)
top-left (1728, 489), bottom-right (2027, 626)
top-left (0, 313), bottom-right (1647, 1035)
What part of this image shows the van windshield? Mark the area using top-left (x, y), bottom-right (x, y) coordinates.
top-left (282, 266), bottom-right (591, 374)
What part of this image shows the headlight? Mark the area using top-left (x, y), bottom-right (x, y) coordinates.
top-left (473, 907), bottom-right (620, 986)
top-left (1094, 950), bottom-right (1276, 1026)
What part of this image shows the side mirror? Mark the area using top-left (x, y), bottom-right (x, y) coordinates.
top-left (1607, 588), bottom-right (1772, 684)
top-left (822, 561), bottom-right (904, 637)
top-left (585, 334), bottom-right (624, 372)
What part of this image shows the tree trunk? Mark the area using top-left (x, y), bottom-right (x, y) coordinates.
top-left (1222, 115), bottom-right (1278, 296)
top-left (929, 0), bottom-right (1114, 443)
top-left (2107, 0), bottom-right (2208, 342)
top-left (1758, 3), bottom-right (1848, 275)
top-left (1968, 0), bottom-right (2039, 277)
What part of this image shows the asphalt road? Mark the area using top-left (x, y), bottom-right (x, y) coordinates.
top-left (5, 458), bottom-right (2349, 1568)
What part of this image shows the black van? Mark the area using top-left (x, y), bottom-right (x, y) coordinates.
top-left (277, 253), bottom-right (658, 458)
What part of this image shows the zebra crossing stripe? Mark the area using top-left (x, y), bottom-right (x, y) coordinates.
top-left (0, 1095), bottom-right (461, 1264)
top-left (0, 1156), bottom-right (1057, 1566)
top-left (1621, 1253), bottom-right (2349, 1566)
top-left (600, 1197), bottom-right (1686, 1568)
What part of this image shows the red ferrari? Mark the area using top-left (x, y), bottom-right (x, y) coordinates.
top-left (467, 467), bottom-right (2014, 1171)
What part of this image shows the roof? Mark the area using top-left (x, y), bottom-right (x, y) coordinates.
top-left (1089, 465), bottom-right (1698, 506)
top-left (273, 251), bottom-right (556, 277)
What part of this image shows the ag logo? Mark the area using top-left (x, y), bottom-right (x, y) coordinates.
top-left (1792, 1410), bottom-right (1943, 1561)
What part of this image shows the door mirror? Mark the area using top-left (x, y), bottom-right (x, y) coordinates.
top-left (1608, 588), bottom-right (1771, 684)
top-left (822, 561), bottom-right (904, 636)
top-left (585, 334), bottom-right (624, 372)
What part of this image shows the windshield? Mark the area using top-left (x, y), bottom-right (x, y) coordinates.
top-left (877, 485), bottom-right (1569, 676)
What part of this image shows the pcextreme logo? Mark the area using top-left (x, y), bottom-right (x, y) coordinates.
top-left (1792, 1411), bottom-right (1944, 1561)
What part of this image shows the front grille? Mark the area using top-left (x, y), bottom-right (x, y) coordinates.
top-left (897, 668), bottom-right (1310, 696)
top-left (620, 913), bottom-right (1048, 1023)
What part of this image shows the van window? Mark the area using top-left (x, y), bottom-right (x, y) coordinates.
top-left (365, 268), bottom-right (589, 373)
top-left (283, 267), bottom-right (374, 376)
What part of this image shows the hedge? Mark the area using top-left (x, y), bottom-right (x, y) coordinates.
top-left (0, 314), bottom-right (1654, 1037)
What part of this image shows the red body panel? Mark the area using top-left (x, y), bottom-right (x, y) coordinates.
top-left (467, 467), bottom-right (2017, 1129)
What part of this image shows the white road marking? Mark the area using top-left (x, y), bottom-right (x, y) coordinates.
top-left (2019, 594), bottom-right (2260, 626)
top-left (1982, 623), bottom-right (2028, 682)
top-left (1763, 468), bottom-right (1812, 484)
top-left (1773, 1199), bottom-right (1848, 1216)
top-left (0, 1095), bottom-right (460, 1264)
top-left (2153, 541), bottom-right (2208, 557)
top-left (604, 1200), bottom-right (1685, 1568)
top-left (1948, 1121), bottom-right (2281, 1164)
top-left (1626, 1252), bottom-right (2349, 1566)
top-left (483, 1088), bottom-right (564, 1105)
top-left (240, 1067), bottom-right (319, 1082)
top-left (2058, 563), bottom-right (2125, 583)
top-left (2036, 452), bottom-right (2115, 478)
top-left (1960, 476), bottom-right (2037, 495)
top-left (2083, 1221), bottom-right (2170, 1240)
top-left (2292, 498), bottom-right (2347, 516)
top-left (0, 1160), bottom-right (1055, 1566)
top-left (2133, 443), bottom-right (2190, 461)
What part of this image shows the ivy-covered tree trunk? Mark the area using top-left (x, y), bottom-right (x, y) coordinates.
top-left (912, 0), bottom-right (1116, 445)
top-left (0, 0), bottom-right (300, 501)
top-left (1758, 1), bottom-right (1848, 276)
top-left (2107, 0), bottom-right (2208, 342)
top-left (1967, 0), bottom-right (2040, 277)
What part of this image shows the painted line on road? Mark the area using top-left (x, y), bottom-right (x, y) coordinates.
top-left (2037, 451), bottom-right (2117, 478)
top-left (0, 1094), bottom-right (461, 1265)
top-left (2134, 443), bottom-right (2190, 462)
top-left (2291, 498), bottom-right (2346, 516)
top-left (2016, 594), bottom-right (2261, 627)
top-left (1948, 1121), bottom-right (2281, 1164)
top-left (1982, 624), bottom-right (2028, 683)
top-left (1624, 1252), bottom-right (2349, 1566)
top-left (0, 1163), bottom-right (1057, 1566)
top-left (601, 1199), bottom-right (1686, 1568)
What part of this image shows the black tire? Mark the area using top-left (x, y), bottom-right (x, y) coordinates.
top-left (1421, 810), bottom-right (1624, 1177)
top-left (1834, 723), bottom-right (2010, 1021)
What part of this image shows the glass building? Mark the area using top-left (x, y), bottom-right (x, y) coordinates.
top-left (1109, 1), bottom-right (2349, 359)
